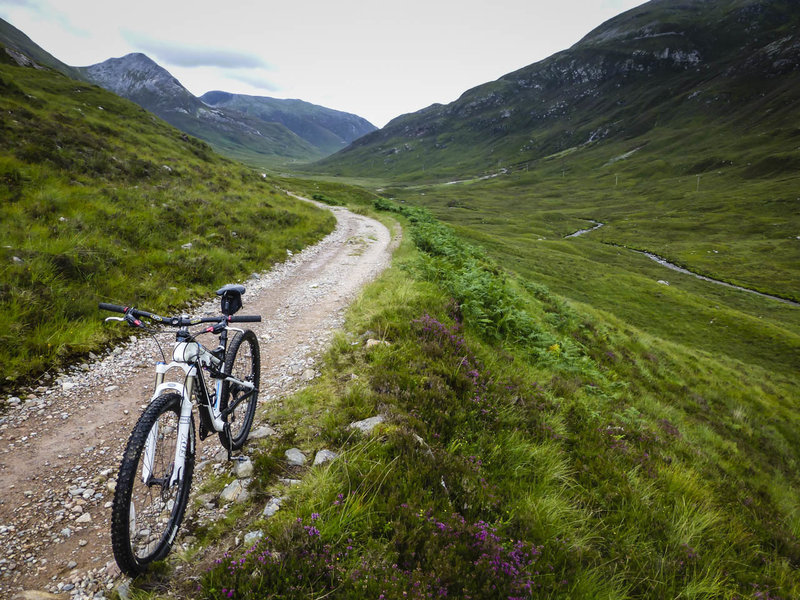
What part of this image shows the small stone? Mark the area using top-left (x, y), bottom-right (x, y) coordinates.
top-left (61, 382), bottom-right (76, 392)
top-left (348, 415), bottom-right (385, 434)
top-left (234, 458), bottom-right (254, 478)
top-left (313, 449), bottom-right (338, 466)
top-left (262, 496), bottom-right (283, 518)
top-left (243, 531), bottom-right (263, 546)
top-left (60, 528), bottom-right (72, 538)
top-left (104, 385), bottom-right (118, 392)
top-left (67, 561), bottom-right (78, 569)
top-left (75, 513), bottom-right (91, 524)
top-left (106, 480), bottom-right (116, 493)
top-left (657, 280), bottom-right (670, 286)
top-left (285, 448), bottom-right (307, 466)
top-left (181, 242), bottom-right (193, 250)
top-left (365, 339), bottom-right (390, 349)
top-left (220, 479), bottom-right (250, 503)
top-left (249, 425), bottom-right (276, 439)
top-left (301, 369), bottom-right (317, 382)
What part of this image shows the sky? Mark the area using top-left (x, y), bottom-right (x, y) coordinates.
top-left (0, 0), bottom-right (645, 127)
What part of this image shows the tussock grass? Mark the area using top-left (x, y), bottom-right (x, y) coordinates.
top-left (185, 196), bottom-right (799, 600)
top-left (0, 61), bottom-right (334, 391)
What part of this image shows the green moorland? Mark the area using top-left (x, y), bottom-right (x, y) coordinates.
top-left (373, 136), bottom-right (800, 384)
top-left (0, 54), bottom-right (335, 392)
top-left (130, 183), bottom-right (800, 600)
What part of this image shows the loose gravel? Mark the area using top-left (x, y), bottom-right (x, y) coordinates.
top-left (0, 198), bottom-right (397, 599)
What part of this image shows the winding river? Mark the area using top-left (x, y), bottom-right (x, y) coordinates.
top-left (563, 220), bottom-right (798, 307)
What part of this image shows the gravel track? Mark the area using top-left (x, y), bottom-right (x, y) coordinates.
top-left (0, 198), bottom-right (398, 599)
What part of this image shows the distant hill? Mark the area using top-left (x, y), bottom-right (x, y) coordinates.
top-left (0, 16), bottom-right (376, 167)
top-left (313, 0), bottom-right (800, 180)
top-left (78, 53), bottom-right (319, 165)
top-left (201, 91), bottom-right (376, 155)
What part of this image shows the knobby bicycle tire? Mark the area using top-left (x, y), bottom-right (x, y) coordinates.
top-left (111, 392), bottom-right (195, 576)
top-left (219, 329), bottom-right (260, 451)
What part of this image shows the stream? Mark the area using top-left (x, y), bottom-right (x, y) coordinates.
top-left (564, 220), bottom-right (604, 238)
top-left (563, 219), bottom-right (798, 306)
top-left (632, 249), bottom-right (799, 306)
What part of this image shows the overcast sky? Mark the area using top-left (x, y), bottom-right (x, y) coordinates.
top-left (0, 0), bottom-right (645, 127)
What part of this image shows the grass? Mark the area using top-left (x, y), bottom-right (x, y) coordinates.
top-left (128, 191), bottom-right (800, 600)
top-left (0, 58), bottom-right (335, 392)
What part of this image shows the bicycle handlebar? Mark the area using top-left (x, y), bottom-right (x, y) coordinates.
top-left (99, 303), bottom-right (261, 327)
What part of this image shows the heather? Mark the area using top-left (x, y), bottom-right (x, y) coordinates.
top-left (192, 197), bottom-right (799, 599)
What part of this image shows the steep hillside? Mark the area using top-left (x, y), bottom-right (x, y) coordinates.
top-left (314, 0), bottom-right (800, 180)
top-left (79, 53), bottom-right (320, 165)
top-left (0, 17), bottom-right (86, 82)
top-left (0, 46), bottom-right (334, 390)
top-left (201, 91), bottom-right (376, 155)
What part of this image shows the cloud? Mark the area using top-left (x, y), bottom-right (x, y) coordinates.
top-left (224, 70), bottom-right (280, 93)
top-left (123, 31), bottom-right (269, 69)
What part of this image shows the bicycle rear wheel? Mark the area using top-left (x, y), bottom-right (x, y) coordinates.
top-left (111, 393), bottom-right (195, 576)
top-left (219, 329), bottom-right (260, 451)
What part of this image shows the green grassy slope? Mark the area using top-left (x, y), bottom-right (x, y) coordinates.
top-left (0, 53), bottom-right (335, 392)
top-left (142, 186), bottom-right (799, 600)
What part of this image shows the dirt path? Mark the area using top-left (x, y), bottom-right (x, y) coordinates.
top-left (0, 197), bottom-right (399, 599)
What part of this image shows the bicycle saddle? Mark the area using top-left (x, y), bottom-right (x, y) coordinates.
top-left (216, 284), bottom-right (245, 315)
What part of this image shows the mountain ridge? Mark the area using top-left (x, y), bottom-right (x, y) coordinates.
top-left (0, 17), bottom-right (376, 167)
top-left (313, 0), bottom-right (800, 179)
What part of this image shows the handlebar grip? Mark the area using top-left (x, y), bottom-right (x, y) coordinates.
top-left (99, 302), bottom-right (127, 314)
top-left (228, 315), bottom-right (261, 323)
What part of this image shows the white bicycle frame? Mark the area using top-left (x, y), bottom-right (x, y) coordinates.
top-left (143, 332), bottom-right (255, 488)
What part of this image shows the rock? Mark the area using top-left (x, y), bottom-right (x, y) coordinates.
top-left (106, 479), bottom-right (116, 493)
top-left (234, 458), bottom-right (254, 478)
top-left (348, 415), bottom-right (385, 434)
top-left (75, 513), bottom-right (91, 524)
top-left (249, 425), bottom-right (276, 439)
top-left (262, 496), bottom-right (284, 518)
top-left (181, 242), bottom-right (193, 250)
top-left (220, 479), bottom-right (250, 503)
top-left (116, 580), bottom-right (131, 600)
top-left (243, 530), bottom-right (263, 546)
top-left (285, 448), bottom-right (307, 466)
top-left (66, 560), bottom-right (78, 569)
top-left (61, 382), bottom-right (76, 392)
top-left (8, 397), bottom-right (21, 406)
top-left (301, 369), bottom-right (317, 382)
top-left (279, 478), bottom-right (302, 486)
top-left (365, 339), bottom-right (390, 349)
top-left (12, 591), bottom-right (61, 599)
top-left (657, 280), bottom-right (670, 286)
top-left (60, 527), bottom-right (72, 538)
top-left (313, 449), bottom-right (338, 466)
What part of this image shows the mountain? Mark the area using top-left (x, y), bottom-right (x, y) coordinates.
top-left (0, 17), bottom-right (87, 82)
top-left (201, 91), bottom-right (376, 155)
top-left (313, 0), bottom-right (800, 179)
top-left (78, 53), bottom-right (320, 165)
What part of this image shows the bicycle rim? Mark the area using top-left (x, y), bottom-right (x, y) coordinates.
top-left (112, 393), bottom-right (194, 575)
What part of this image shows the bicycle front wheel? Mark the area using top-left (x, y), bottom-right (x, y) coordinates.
top-left (219, 329), bottom-right (260, 451)
top-left (111, 392), bottom-right (195, 576)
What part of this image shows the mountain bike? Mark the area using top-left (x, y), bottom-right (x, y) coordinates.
top-left (99, 284), bottom-right (261, 576)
